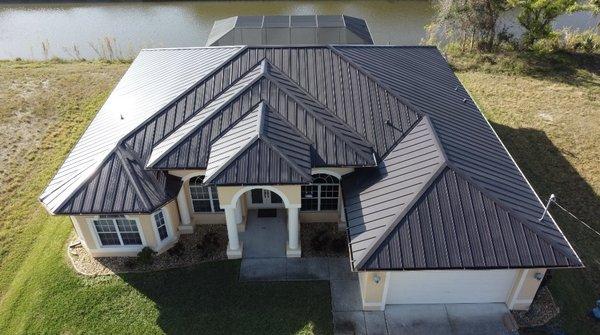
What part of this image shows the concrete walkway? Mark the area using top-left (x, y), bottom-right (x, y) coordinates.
top-left (242, 209), bottom-right (287, 258)
top-left (239, 214), bottom-right (517, 335)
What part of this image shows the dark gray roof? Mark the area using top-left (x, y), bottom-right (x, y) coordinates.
top-left (39, 47), bottom-right (242, 214)
top-left (337, 45), bottom-right (581, 270)
top-left (146, 55), bottom-right (383, 170)
top-left (41, 45), bottom-right (581, 270)
top-left (344, 117), bottom-right (447, 265)
top-left (56, 145), bottom-right (180, 214)
top-left (206, 15), bottom-right (373, 46)
top-left (203, 102), bottom-right (312, 185)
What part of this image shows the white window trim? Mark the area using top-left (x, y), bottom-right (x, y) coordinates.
top-left (151, 208), bottom-right (175, 246)
top-left (301, 180), bottom-right (340, 212)
top-left (189, 176), bottom-right (221, 213)
top-left (88, 215), bottom-right (147, 251)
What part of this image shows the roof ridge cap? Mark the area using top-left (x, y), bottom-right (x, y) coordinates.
top-left (328, 46), bottom-right (425, 118)
top-left (262, 61), bottom-right (375, 165)
top-left (146, 58), bottom-right (265, 168)
top-left (446, 164), bottom-right (580, 263)
top-left (115, 146), bottom-right (153, 211)
top-left (261, 100), bottom-right (314, 145)
top-left (203, 135), bottom-right (259, 184)
top-left (353, 163), bottom-right (449, 270)
top-left (260, 136), bottom-right (312, 182)
top-left (351, 117), bottom-right (448, 269)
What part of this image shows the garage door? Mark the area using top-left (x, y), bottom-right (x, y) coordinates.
top-left (386, 270), bottom-right (518, 305)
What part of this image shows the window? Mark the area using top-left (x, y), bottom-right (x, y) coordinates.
top-left (153, 210), bottom-right (169, 241)
top-left (189, 176), bottom-right (222, 213)
top-left (93, 216), bottom-right (142, 247)
top-left (301, 174), bottom-right (340, 211)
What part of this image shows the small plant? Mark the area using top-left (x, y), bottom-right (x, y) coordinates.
top-left (197, 232), bottom-right (222, 257)
top-left (136, 247), bottom-right (156, 266)
top-left (123, 258), bottom-right (136, 269)
top-left (168, 241), bottom-right (185, 258)
top-left (330, 236), bottom-right (347, 254)
top-left (310, 229), bottom-right (331, 252)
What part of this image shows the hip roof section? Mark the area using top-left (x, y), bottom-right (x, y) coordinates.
top-left (39, 46), bottom-right (242, 214)
top-left (39, 45), bottom-right (582, 270)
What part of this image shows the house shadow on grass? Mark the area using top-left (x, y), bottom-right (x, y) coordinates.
top-left (490, 122), bottom-right (600, 334)
top-left (118, 260), bottom-right (333, 335)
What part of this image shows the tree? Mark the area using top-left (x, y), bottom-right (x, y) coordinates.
top-left (508, 0), bottom-right (579, 46)
top-left (427, 0), bottom-right (510, 51)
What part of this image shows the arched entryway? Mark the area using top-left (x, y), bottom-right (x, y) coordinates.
top-left (220, 185), bottom-right (301, 259)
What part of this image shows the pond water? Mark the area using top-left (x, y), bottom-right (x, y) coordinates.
top-left (0, 1), bottom-right (597, 60)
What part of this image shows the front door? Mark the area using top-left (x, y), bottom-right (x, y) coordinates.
top-left (248, 189), bottom-right (284, 208)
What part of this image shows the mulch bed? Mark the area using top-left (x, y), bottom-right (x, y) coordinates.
top-left (512, 286), bottom-right (561, 328)
top-left (68, 224), bottom-right (227, 276)
top-left (300, 221), bottom-right (348, 257)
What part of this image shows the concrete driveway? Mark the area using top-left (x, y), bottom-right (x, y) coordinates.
top-left (334, 303), bottom-right (519, 335)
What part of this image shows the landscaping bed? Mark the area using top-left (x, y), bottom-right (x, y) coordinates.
top-left (513, 286), bottom-right (560, 328)
top-left (300, 222), bottom-right (348, 257)
top-left (68, 224), bottom-right (227, 276)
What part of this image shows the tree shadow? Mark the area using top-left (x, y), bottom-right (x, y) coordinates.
top-left (490, 122), bottom-right (600, 333)
top-left (117, 260), bottom-right (333, 335)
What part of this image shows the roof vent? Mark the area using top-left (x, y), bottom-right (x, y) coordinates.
top-left (206, 15), bottom-right (373, 46)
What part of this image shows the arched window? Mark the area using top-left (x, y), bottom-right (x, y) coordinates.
top-left (189, 176), bottom-right (222, 213)
top-left (301, 174), bottom-right (340, 211)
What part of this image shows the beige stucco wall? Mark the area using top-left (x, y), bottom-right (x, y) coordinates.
top-left (358, 272), bottom-right (388, 311)
top-left (357, 268), bottom-right (546, 311)
top-left (300, 211), bottom-right (339, 223)
top-left (217, 185), bottom-right (302, 207)
top-left (70, 200), bottom-right (181, 257)
top-left (506, 269), bottom-right (546, 310)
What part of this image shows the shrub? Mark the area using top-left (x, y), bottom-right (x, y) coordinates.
top-left (197, 232), bottom-right (222, 257)
top-left (427, 0), bottom-right (511, 52)
top-left (532, 34), bottom-right (562, 54)
top-left (167, 241), bottom-right (185, 258)
top-left (136, 247), bottom-right (156, 266)
top-left (508, 0), bottom-right (579, 47)
top-left (563, 29), bottom-right (600, 54)
top-left (330, 236), bottom-right (347, 254)
top-left (311, 229), bottom-right (331, 252)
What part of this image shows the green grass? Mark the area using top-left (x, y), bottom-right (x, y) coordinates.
top-left (454, 50), bottom-right (600, 334)
top-left (0, 60), bottom-right (332, 334)
top-left (0, 52), bottom-right (599, 334)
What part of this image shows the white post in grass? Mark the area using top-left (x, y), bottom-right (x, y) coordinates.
top-left (286, 206), bottom-right (301, 257)
top-left (225, 207), bottom-right (242, 259)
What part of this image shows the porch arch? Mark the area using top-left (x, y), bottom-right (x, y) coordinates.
top-left (221, 185), bottom-right (300, 209)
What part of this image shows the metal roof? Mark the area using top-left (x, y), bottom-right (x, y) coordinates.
top-left (56, 145), bottom-right (180, 214)
top-left (146, 55), bottom-right (380, 170)
top-left (40, 45), bottom-right (581, 270)
top-left (335, 45), bottom-right (581, 270)
top-left (204, 102), bottom-right (312, 185)
top-left (344, 117), bottom-right (447, 266)
top-left (39, 46), bottom-right (242, 214)
top-left (206, 15), bottom-right (373, 46)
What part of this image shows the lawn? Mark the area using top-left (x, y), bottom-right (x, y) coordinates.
top-left (0, 52), bottom-right (598, 334)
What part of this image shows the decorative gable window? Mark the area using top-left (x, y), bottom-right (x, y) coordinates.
top-left (189, 176), bottom-right (222, 213)
top-left (153, 210), bottom-right (169, 241)
top-left (92, 215), bottom-right (143, 247)
top-left (301, 174), bottom-right (340, 211)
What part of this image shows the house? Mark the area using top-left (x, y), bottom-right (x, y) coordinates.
top-left (40, 23), bottom-right (581, 312)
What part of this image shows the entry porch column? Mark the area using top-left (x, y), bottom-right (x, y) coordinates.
top-left (286, 205), bottom-right (302, 257)
top-left (225, 207), bottom-right (243, 259)
top-left (176, 186), bottom-right (194, 234)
